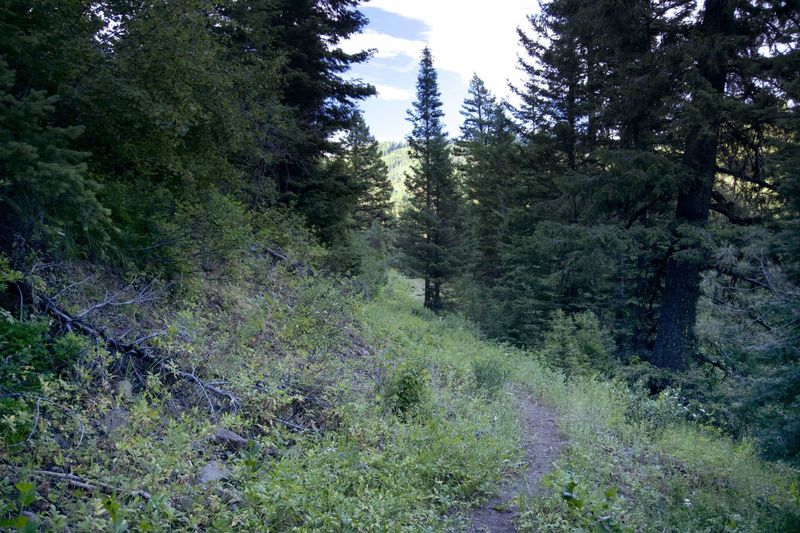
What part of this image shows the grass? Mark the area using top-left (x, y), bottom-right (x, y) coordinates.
top-left (1, 266), bottom-right (520, 531)
top-left (367, 273), bottom-right (800, 532)
top-left (1, 268), bottom-right (798, 531)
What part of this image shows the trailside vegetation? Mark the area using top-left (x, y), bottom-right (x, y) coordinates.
top-left (1, 0), bottom-right (799, 530)
top-left (452, 0), bottom-right (800, 465)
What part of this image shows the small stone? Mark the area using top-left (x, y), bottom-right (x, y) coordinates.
top-left (197, 460), bottom-right (230, 485)
top-left (212, 427), bottom-right (248, 450)
top-left (105, 407), bottom-right (129, 437)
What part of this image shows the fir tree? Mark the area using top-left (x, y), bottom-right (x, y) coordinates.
top-left (456, 75), bottom-right (517, 285)
top-left (398, 47), bottom-right (461, 311)
top-left (345, 112), bottom-right (392, 229)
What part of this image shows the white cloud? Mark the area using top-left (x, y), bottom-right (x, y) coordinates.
top-left (342, 29), bottom-right (425, 61)
top-left (374, 83), bottom-right (414, 101)
top-left (363, 0), bottom-right (537, 100)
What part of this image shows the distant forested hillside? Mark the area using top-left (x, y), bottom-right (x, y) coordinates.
top-left (379, 141), bottom-right (412, 211)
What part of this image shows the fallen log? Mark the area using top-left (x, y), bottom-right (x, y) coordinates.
top-left (31, 470), bottom-right (152, 500)
top-left (263, 245), bottom-right (316, 277)
top-left (26, 284), bottom-right (240, 411)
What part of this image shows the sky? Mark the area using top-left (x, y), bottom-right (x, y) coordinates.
top-left (341, 1), bottom-right (538, 141)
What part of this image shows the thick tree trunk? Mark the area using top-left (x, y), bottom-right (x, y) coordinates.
top-left (652, 0), bottom-right (733, 370)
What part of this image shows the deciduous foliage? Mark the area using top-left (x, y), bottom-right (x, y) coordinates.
top-left (0, 0), bottom-right (377, 261)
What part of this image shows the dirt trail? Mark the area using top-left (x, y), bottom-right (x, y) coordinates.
top-left (464, 387), bottom-right (566, 532)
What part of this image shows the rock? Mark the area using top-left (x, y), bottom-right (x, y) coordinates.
top-left (197, 460), bottom-right (230, 485)
top-left (105, 408), bottom-right (129, 437)
top-left (212, 427), bottom-right (248, 450)
top-left (117, 379), bottom-right (133, 401)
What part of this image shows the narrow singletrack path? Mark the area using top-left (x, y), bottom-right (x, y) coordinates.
top-left (465, 387), bottom-right (566, 532)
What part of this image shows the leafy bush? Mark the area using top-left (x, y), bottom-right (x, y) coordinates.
top-left (471, 357), bottom-right (509, 396)
top-left (386, 360), bottom-right (430, 418)
top-left (538, 310), bottom-right (614, 375)
top-left (0, 321), bottom-right (84, 393)
top-left (624, 386), bottom-right (686, 434)
top-left (165, 188), bottom-right (253, 278)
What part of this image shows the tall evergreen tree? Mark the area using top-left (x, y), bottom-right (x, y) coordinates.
top-left (652, 0), bottom-right (799, 370)
top-left (398, 47), bottom-right (461, 310)
top-left (258, 0), bottom-right (375, 234)
top-left (345, 112), bottom-right (392, 229)
top-left (456, 75), bottom-right (517, 285)
top-left (0, 0), bottom-right (111, 255)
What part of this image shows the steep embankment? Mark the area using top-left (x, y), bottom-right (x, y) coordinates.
top-left (2, 267), bottom-right (798, 531)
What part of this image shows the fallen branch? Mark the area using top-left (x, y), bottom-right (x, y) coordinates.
top-left (31, 470), bottom-right (151, 500)
top-left (24, 284), bottom-right (241, 411)
top-left (75, 279), bottom-right (163, 320)
top-left (264, 246), bottom-right (316, 277)
top-left (0, 392), bottom-right (87, 449)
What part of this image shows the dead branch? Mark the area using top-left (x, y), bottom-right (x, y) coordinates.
top-left (75, 279), bottom-right (163, 320)
top-left (264, 245), bottom-right (316, 277)
top-left (30, 470), bottom-right (151, 500)
top-left (272, 416), bottom-right (313, 433)
top-left (52, 274), bottom-right (98, 300)
top-left (23, 284), bottom-right (241, 411)
top-left (0, 392), bottom-right (87, 449)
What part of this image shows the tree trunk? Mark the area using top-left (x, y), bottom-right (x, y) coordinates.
top-left (652, 0), bottom-right (733, 370)
top-left (424, 277), bottom-right (432, 309)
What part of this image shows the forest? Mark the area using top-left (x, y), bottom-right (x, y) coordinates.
top-left (1, 0), bottom-right (799, 531)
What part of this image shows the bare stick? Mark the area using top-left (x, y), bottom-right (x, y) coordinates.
top-left (30, 470), bottom-right (151, 500)
top-left (26, 286), bottom-right (241, 411)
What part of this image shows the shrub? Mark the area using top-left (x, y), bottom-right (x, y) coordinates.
top-left (538, 310), bottom-right (614, 375)
top-left (471, 357), bottom-right (509, 396)
top-left (625, 386), bottom-right (686, 434)
top-left (165, 188), bottom-right (253, 278)
top-left (386, 360), bottom-right (430, 418)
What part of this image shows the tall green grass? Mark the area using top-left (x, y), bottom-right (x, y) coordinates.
top-left (366, 273), bottom-right (800, 531)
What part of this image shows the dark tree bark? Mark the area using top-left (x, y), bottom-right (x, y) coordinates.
top-left (424, 277), bottom-right (432, 309)
top-left (652, 0), bottom-right (734, 370)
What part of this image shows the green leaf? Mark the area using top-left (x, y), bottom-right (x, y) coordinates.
top-left (14, 482), bottom-right (36, 507)
top-left (0, 515), bottom-right (28, 529)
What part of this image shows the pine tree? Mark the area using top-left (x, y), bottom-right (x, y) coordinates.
top-left (258, 0), bottom-right (375, 234)
top-left (345, 113), bottom-right (392, 229)
top-left (651, 0), bottom-right (800, 370)
top-left (456, 76), bottom-right (517, 284)
top-left (0, 59), bottom-right (110, 255)
top-left (398, 47), bottom-right (461, 311)
top-left (0, 1), bottom-right (111, 256)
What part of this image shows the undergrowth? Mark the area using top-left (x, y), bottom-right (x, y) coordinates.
top-left (0, 259), bottom-right (519, 531)
top-left (369, 274), bottom-right (800, 532)
top-left (1, 265), bottom-right (797, 531)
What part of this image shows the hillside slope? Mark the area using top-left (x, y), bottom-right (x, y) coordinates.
top-left (1, 265), bottom-right (798, 531)
top-left (379, 141), bottom-right (413, 211)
